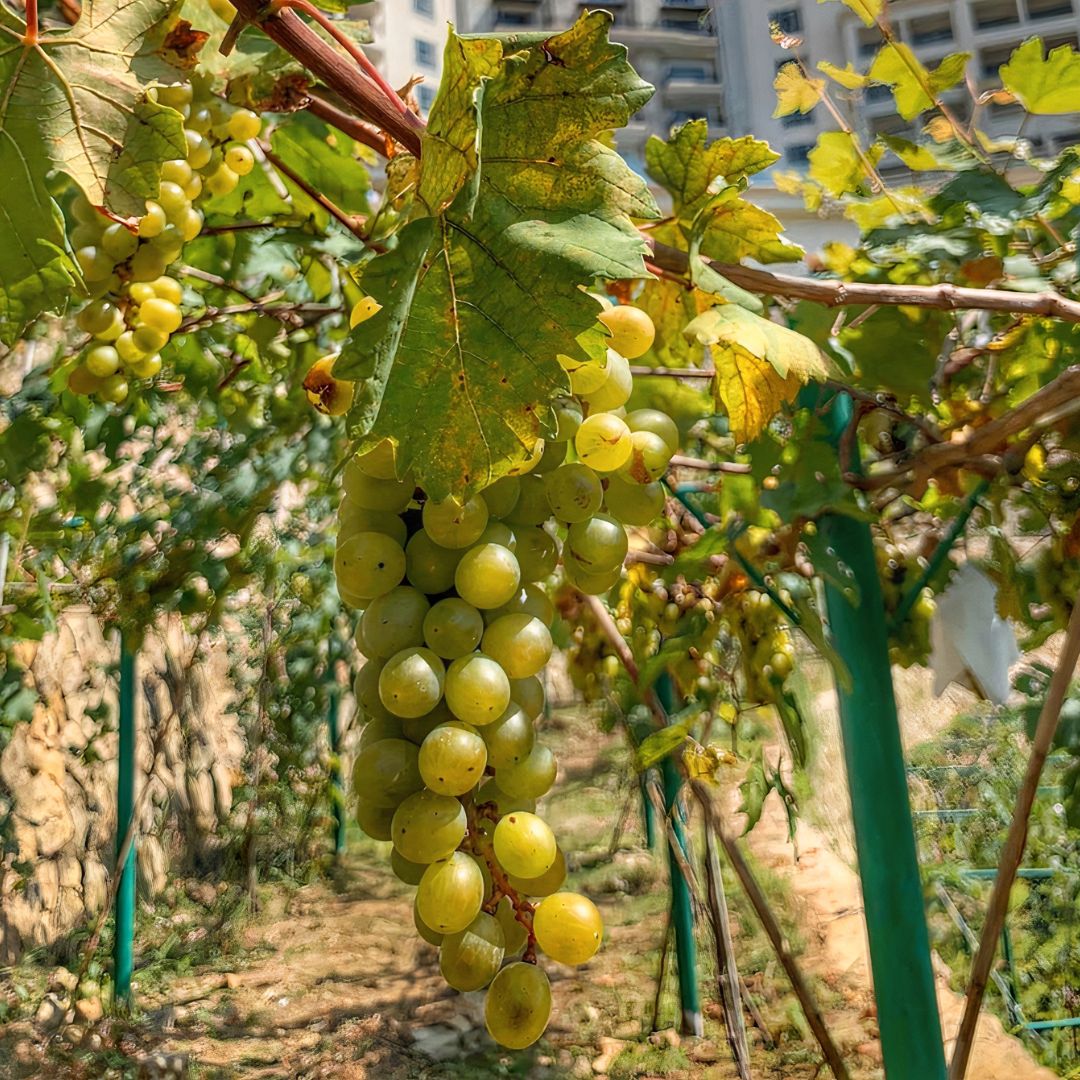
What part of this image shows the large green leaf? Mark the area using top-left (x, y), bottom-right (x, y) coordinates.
top-left (1001, 37), bottom-right (1080, 115)
top-left (868, 45), bottom-right (970, 120)
top-left (338, 13), bottom-right (658, 497)
top-left (269, 112), bottom-right (370, 215)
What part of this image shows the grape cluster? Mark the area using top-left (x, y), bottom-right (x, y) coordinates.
top-left (65, 79), bottom-right (261, 402)
top-left (340, 305), bottom-right (679, 1048)
top-left (874, 536), bottom-right (935, 666)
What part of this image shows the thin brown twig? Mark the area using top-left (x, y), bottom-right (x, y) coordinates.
top-left (306, 92), bottom-right (389, 155)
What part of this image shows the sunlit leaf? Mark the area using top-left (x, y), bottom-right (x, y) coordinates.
top-left (773, 62), bottom-right (824, 117)
top-left (817, 60), bottom-right (870, 89)
top-left (808, 130), bottom-right (881, 197)
top-left (1001, 37), bottom-right (1080, 115)
top-left (868, 45), bottom-right (970, 120)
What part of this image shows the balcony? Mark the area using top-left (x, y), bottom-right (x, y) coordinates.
top-left (971, 0), bottom-right (1021, 29)
top-left (661, 0), bottom-right (710, 7)
top-left (1026, 0), bottom-right (1075, 19)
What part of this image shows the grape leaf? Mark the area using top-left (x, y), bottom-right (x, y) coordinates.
top-left (692, 186), bottom-right (803, 266)
top-left (270, 112), bottom-right (370, 215)
top-left (773, 62), bottom-right (824, 117)
top-left (818, 60), bottom-right (870, 89)
top-left (684, 306), bottom-right (838, 444)
top-left (818, 0), bottom-right (883, 27)
top-left (868, 45), bottom-right (970, 120)
top-left (809, 130), bottom-right (881, 196)
top-left (338, 13), bottom-right (658, 498)
top-left (1001, 37), bottom-right (1080, 115)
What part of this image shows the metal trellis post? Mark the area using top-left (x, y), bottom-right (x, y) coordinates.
top-left (114, 638), bottom-right (137, 1006)
top-left (328, 685), bottom-right (347, 857)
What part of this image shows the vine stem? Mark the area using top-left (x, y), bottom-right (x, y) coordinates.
top-left (948, 592), bottom-right (1080, 1080)
top-left (306, 92), bottom-right (389, 156)
top-left (23, 0), bottom-right (37, 44)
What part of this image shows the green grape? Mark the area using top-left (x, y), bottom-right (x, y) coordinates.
top-left (85, 345), bottom-right (120, 378)
top-left (507, 847), bottom-right (567, 897)
top-left (115, 331), bottom-right (145, 365)
top-left (354, 439), bottom-right (399, 480)
top-left (505, 475), bottom-right (550, 526)
top-left (353, 661), bottom-right (386, 715)
top-left (405, 530), bottom-right (462, 594)
top-left (156, 83), bottom-right (193, 109)
top-left (335, 531), bottom-right (406, 601)
top-left (506, 439), bottom-right (544, 476)
top-left (626, 408), bottom-right (679, 454)
top-left (129, 244), bottom-right (169, 283)
top-left (620, 430), bottom-right (672, 483)
top-left (552, 397), bottom-right (583, 443)
top-left (510, 676), bottom-right (545, 720)
top-left (493, 811), bottom-right (557, 879)
top-left (352, 738), bottom-right (422, 808)
top-left (416, 851), bottom-right (484, 934)
top-left (414, 898), bottom-right (444, 946)
top-left (355, 797), bottom-right (395, 841)
top-left (391, 848), bottom-right (427, 885)
top-left (401, 701), bottom-right (455, 745)
top-left (342, 460), bottom-right (415, 512)
top-left (480, 703), bottom-right (535, 769)
top-left (139, 297), bottom-right (183, 334)
top-left (477, 521), bottom-right (516, 548)
top-left (225, 144), bottom-right (255, 176)
top-left (100, 223), bottom-right (139, 261)
top-left (533, 892), bottom-right (603, 965)
top-left (575, 413), bottom-right (632, 472)
top-left (66, 365), bottom-right (102, 396)
top-left (137, 202), bottom-right (168, 238)
top-left (484, 962), bottom-right (552, 1049)
top-left (183, 174), bottom-right (203, 201)
top-left (481, 475), bottom-right (521, 518)
top-left (455, 544), bottom-right (521, 609)
top-left (482, 614), bottom-right (552, 679)
top-left (69, 192), bottom-right (100, 224)
top-left (128, 282), bottom-right (156, 305)
top-left (423, 495), bottom-right (489, 549)
top-left (582, 350), bottom-right (632, 412)
top-left (206, 164), bottom-right (239, 198)
top-left (603, 475), bottom-right (665, 527)
top-left (149, 224), bottom-right (185, 260)
top-left (187, 106), bottom-right (213, 133)
top-left (337, 499), bottom-right (408, 546)
top-left (357, 714), bottom-right (403, 750)
top-left (76, 300), bottom-right (118, 336)
top-left (132, 325), bottom-right (170, 355)
top-left (131, 354), bottom-right (162, 379)
top-left (419, 723), bottom-right (487, 796)
top-left (495, 897), bottom-right (529, 956)
top-left (76, 246), bottom-right (114, 282)
top-left (444, 653), bottom-right (510, 726)
top-left (566, 356), bottom-right (608, 395)
top-left (161, 158), bottom-right (193, 187)
top-left (533, 439), bottom-right (568, 475)
top-left (514, 527), bottom-right (559, 583)
top-left (149, 275), bottom-right (183, 304)
top-left (545, 463), bottom-right (603, 523)
top-left (487, 584), bottom-right (554, 627)
top-left (99, 375), bottom-right (129, 404)
top-left (476, 778), bottom-right (536, 816)
top-left (423, 598), bottom-right (484, 659)
top-left (378, 647), bottom-right (445, 718)
top-left (496, 743), bottom-right (557, 800)
top-left (392, 790), bottom-right (467, 863)
top-left (361, 586), bottom-right (430, 660)
top-left (564, 555), bottom-right (622, 595)
top-left (598, 304), bottom-right (655, 359)
top-left (228, 108), bottom-right (262, 141)
top-left (566, 514), bottom-right (627, 573)
top-left (156, 180), bottom-right (189, 219)
top-left (440, 911), bottom-right (505, 992)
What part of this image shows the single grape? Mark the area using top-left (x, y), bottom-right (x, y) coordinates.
top-left (533, 438), bottom-right (568, 475)
top-left (139, 297), bottom-right (183, 334)
top-left (562, 353), bottom-right (607, 395)
top-left (455, 543), bottom-right (521, 609)
top-left (504, 475), bottom-right (549, 526)
top-left (352, 738), bottom-right (422, 808)
top-left (85, 345), bottom-right (120, 378)
top-left (392, 790), bottom-right (467, 863)
top-left (99, 374), bottom-right (129, 404)
top-left (131, 353), bottom-right (163, 379)
top-left (545, 463), bottom-right (603, 523)
top-left (357, 713), bottom-right (406, 751)
top-left (137, 202), bottom-right (168, 238)
top-left (552, 397), bottom-right (583, 443)
top-left (514, 527), bottom-right (559, 583)
top-left (575, 413), bottom-right (632, 472)
top-left (187, 106), bottom-right (213, 134)
top-left (414, 898), bottom-right (444, 946)
top-left (440, 910), bottom-right (505, 991)
top-left (482, 614), bottom-right (552, 679)
top-left (626, 408), bottom-right (679, 454)
top-left (342, 460), bottom-right (415, 512)
top-left (481, 475), bottom-right (520, 518)
top-left (352, 661), bottom-right (386, 716)
top-left (507, 847), bottom-right (567, 897)
top-left (100, 222), bottom-right (139, 261)
top-left (130, 244), bottom-right (169, 283)
top-left (423, 598), bottom-right (484, 659)
top-left (361, 586), bottom-right (430, 659)
top-left (487, 584), bottom-right (554, 627)
top-left (423, 495), bottom-right (489, 549)
top-left (405, 530), bottom-right (462, 594)
top-left (417, 851), bottom-right (484, 935)
top-left (391, 848), bottom-right (427, 886)
top-left (156, 83), bottom-right (193, 109)
top-left (480, 703), bottom-right (535, 769)
top-left (484, 964), bottom-right (552, 1049)
top-left (496, 743), bottom-right (557, 801)
top-left (115, 332), bottom-right (145, 365)
top-left (179, 207), bottom-right (204, 242)
top-left (334, 531), bottom-right (406, 601)
top-left (419, 723), bottom-right (487, 796)
top-left (356, 797), bottom-right (396, 841)
top-left (76, 246), bottom-right (114, 282)
top-left (353, 438), bottom-right (398, 480)
top-left (566, 514), bottom-right (627, 573)
top-left (206, 164), bottom-right (238, 198)
top-left (563, 554), bottom-right (622, 596)
top-left (509, 676), bottom-right (545, 720)
top-left (225, 144), bottom-right (255, 176)
top-left (76, 299), bottom-right (117, 336)
top-left (338, 499), bottom-right (408, 546)
top-left (66, 365), bottom-right (102, 396)
top-left (149, 224), bottom-right (185, 260)
top-left (161, 158), bottom-right (193, 187)
top-left (444, 653), bottom-right (510, 726)
top-left (132, 325), bottom-right (170, 355)
top-left (582, 350), bottom-right (632, 412)
top-left (477, 521), bottom-right (516, 549)
top-left (128, 282), bottom-right (156, 305)
top-left (534, 892), bottom-right (603, 965)
top-left (603, 475), bottom-right (665, 527)
top-left (598, 304), bottom-right (655, 359)
top-left (349, 296), bottom-right (382, 328)
top-left (379, 647), bottom-right (445, 718)
top-left (620, 429), bottom-right (672, 483)
top-left (495, 897), bottom-right (529, 956)
top-left (492, 811), bottom-right (557, 878)
top-left (228, 108), bottom-right (262, 141)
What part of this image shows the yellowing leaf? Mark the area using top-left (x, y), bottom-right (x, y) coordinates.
top-left (808, 131), bottom-right (881, 196)
top-left (684, 306), bottom-right (837, 444)
top-left (773, 62), bottom-right (825, 117)
top-left (1001, 37), bottom-right (1080, 114)
top-left (684, 741), bottom-right (738, 783)
top-left (817, 60), bottom-right (870, 89)
top-left (1062, 169), bottom-right (1080, 205)
top-left (868, 45), bottom-right (970, 119)
top-left (694, 187), bottom-right (803, 265)
top-left (844, 188), bottom-right (931, 229)
top-left (818, 0), bottom-right (884, 27)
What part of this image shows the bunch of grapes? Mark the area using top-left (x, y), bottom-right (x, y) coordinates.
top-left (65, 78), bottom-right (261, 403)
top-left (337, 305), bottom-right (682, 1048)
top-left (874, 536), bottom-right (935, 666)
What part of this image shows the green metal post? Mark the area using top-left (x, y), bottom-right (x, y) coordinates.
top-left (114, 639), bottom-right (137, 1006)
top-left (328, 686), bottom-right (347, 857)
top-left (641, 777), bottom-right (656, 848)
top-left (656, 674), bottom-right (703, 1036)
top-left (815, 388), bottom-right (947, 1079)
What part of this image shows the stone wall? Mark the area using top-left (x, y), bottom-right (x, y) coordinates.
top-left (0, 610), bottom-right (245, 965)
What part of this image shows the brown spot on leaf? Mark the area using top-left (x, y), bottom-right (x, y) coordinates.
top-left (160, 20), bottom-right (209, 68)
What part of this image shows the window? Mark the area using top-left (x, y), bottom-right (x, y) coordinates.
top-left (1026, 0), bottom-right (1074, 18)
top-left (417, 84), bottom-right (436, 112)
top-left (781, 111), bottom-right (814, 127)
top-left (786, 143), bottom-right (814, 166)
top-left (414, 38), bottom-right (435, 68)
top-left (979, 41), bottom-right (1016, 76)
top-left (494, 10), bottom-right (535, 26)
top-left (769, 8), bottom-right (802, 34)
top-left (908, 13), bottom-right (953, 44)
top-left (971, 0), bottom-right (1020, 28)
top-left (866, 82), bottom-right (894, 103)
top-left (413, 0), bottom-right (434, 15)
top-left (667, 63), bottom-right (713, 82)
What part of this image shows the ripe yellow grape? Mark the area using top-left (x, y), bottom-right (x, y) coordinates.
top-left (353, 438), bottom-right (398, 480)
top-left (495, 742), bottom-right (557, 801)
top-left (352, 738), bottom-right (422, 808)
top-left (574, 412), bottom-right (632, 473)
top-left (507, 846), bottom-right (567, 897)
top-left (418, 723), bottom-right (487, 796)
top-left (85, 345), bottom-right (120, 378)
top-left (227, 108), bottom-right (262, 142)
top-left (454, 543), bottom-right (521, 609)
top-left (440, 911), bottom-right (505, 992)
top-left (391, 789), bottom-right (467, 863)
top-left (416, 851), bottom-right (484, 934)
top-left (444, 653), bottom-right (511, 726)
top-left (533, 891), bottom-right (603, 965)
top-left (333, 531), bottom-right (406, 601)
top-left (423, 495), bottom-right (489, 548)
top-left (355, 797), bottom-right (395, 841)
top-left (492, 810), bottom-right (557, 878)
top-left (378, 647), bottom-right (445, 718)
top-left (481, 613), bottom-right (552, 679)
top-left (598, 304), bottom-right (655, 359)
top-left (484, 963), bottom-right (551, 1049)
top-left (626, 408), bottom-right (679, 454)
top-left (225, 145), bottom-right (255, 176)
top-left (581, 349), bottom-right (632, 412)
top-left (304, 356), bottom-right (354, 416)
top-left (350, 296), bottom-right (382, 328)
